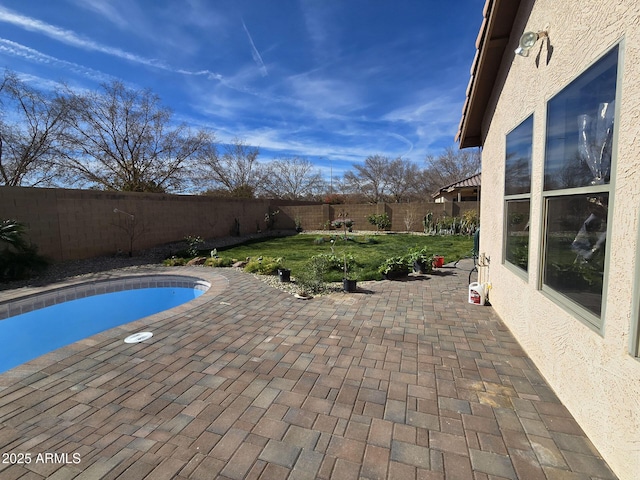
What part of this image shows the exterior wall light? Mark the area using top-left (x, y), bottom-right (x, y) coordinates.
top-left (515, 30), bottom-right (548, 57)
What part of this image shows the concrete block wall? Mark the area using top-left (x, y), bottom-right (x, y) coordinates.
top-left (0, 186), bottom-right (478, 262)
top-left (0, 187), bottom-right (282, 261)
top-left (279, 201), bottom-right (479, 233)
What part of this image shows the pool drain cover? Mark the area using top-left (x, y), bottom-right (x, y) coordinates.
top-left (124, 332), bottom-right (153, 343)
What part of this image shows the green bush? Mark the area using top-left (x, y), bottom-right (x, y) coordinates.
top-left (309, 253), bottom-right (356, 272)
top-left (378, 255), bottom-right (409, 276)
top-left (367, 213), bottom-right (391, 231)
top-left (408, 247), bottom-right (434, 264)
top-left (205, 257), bottom-right (234, 267)
top-left (184, 235), bottom-right (204, 257)
top-left (0, 219), bottom-right (49, 281)
top-left (407, 247), bottom-right (434, 273)
top-left (295, 255), bottom-right (331, 294)
top-left (244, 256), bottom-right (283, 275)
top-left (163, 257), bottom-right (188, 266)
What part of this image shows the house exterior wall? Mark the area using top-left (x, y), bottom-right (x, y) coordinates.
top-left (477, 1), bottom-right (640, 478)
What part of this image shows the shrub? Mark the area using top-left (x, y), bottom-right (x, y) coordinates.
top-left (0, 246), bottom-right (49, 281)
top-left (367, 213), bottom-right (391, 231)
top-left (244, 256), bottom-right (283, 275)
top-left (407, 247), bottom-right (434, 273)
top-left (407, 247), bottom-right (434, 265)
top-left (184, 235), bottom-right (204, 257)
top-left (309, 253), bottom-right (355, 272)
top-left (205, 257), bottom-right (234, 267)
top-left (378, 256), bottom-right (409, 276)
top-left (0, 219), bottom-right (49, 281)
top-left (295, 255), bottom-right (332, 294)
top-left (163, 257), bottom-right (188, 266)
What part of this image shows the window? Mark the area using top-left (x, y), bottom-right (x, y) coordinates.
top-left (504, 115), bottom-right (533, 273)
top-left (541, 46), bottom-right (619, 326)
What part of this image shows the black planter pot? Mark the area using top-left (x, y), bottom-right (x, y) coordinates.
top-left (343, 279), bottom-right (357, 292)
top-left (278, 268), bottom-right (291, 282)
top-left (382, 271), bottom-right (408, 280)
top-left (413, 260), bottom-right (427, 273)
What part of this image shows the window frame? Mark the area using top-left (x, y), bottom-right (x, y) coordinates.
top-left (632, 206), bottom-right (640, 358)
top-left (503, 114), bottom-right (534, 277)
top-left (538, 44), bottom-right (622, 332)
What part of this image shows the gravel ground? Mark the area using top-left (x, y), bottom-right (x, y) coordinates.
top-left (0, 230), bottom-right (363, 297)
top-left (0, 231), bottom-right (296, 292)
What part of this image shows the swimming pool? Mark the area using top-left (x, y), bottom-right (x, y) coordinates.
top-left (0, 275), bottom-right (209, 373)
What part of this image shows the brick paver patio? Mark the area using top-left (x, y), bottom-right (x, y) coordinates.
top-left (0, 260), bottom-right (617, 479)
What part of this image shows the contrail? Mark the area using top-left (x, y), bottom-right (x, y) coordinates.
top-left (0, 38), bottom-right (112, 83)
top-left (0, 5), bottom-right (224, 81)
top-left (241, 18), bottom-right (268, 77)
top-left (388, 132), bottom-right (414, 158)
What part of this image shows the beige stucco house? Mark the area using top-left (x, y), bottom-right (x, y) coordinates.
top-left (456, 1), bottom-right (640, 479)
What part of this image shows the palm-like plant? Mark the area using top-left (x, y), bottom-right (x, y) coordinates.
top-left (0, 219), bottom-right (28, 250)
top-left (0, 219), bottom-right (49, 281)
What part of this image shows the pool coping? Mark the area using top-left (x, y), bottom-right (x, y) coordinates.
top-left (0, 266), bottom-right (230, 382)
top-left (0, 273), bottom-right (212, 320)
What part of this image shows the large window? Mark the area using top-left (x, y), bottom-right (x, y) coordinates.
top-left (542, 46), bottom-right (619, 326)
top-left (504, 115), bottom-right (533, 272)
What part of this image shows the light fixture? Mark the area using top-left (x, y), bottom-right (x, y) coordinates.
top-left (515, 30), bottom-right (548, 57)
top-left (113, 208), bottom-right (135, 220)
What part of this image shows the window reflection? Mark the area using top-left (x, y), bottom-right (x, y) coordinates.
top-left (505, 116), bottom-right (533, 196)
top-left (544, 47), bottom-right (617, 191)
top-left (543, 194), bottom-right (608, 316)
top-left (542, 45), bottom-right (618, 321)
top-left (505, 200), bottom-right (530, 271)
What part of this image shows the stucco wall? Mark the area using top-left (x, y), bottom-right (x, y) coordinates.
top-left (477, 1), bottom-right (640, 478)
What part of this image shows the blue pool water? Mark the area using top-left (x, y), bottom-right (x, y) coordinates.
top-left (0, 287), bottom-right (204, 373)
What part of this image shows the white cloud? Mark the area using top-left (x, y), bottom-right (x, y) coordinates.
top-left (69, 0), bottom-right (132, 30)
top-left (298, 0), bottom-right (342, 64)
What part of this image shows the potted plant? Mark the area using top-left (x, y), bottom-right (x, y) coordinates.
top-left (408, 247), bottom-right (434, 274)
top-left (344, 219), bottom-right (354, 232)
top-left (342, 252), bottom-right (357, 292)
top-left (277, 258), bottom-right (290, 282)
top-left (378, 256), bottom-right (409, 280)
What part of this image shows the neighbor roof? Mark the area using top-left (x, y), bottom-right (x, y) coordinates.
top-left (456, 0), bottom-right (522, 148)
top-left (432, 172), bottom-right (481, 198)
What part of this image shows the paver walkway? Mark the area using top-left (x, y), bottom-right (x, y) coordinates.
top-left (0, 261), bottom-right (617, 479)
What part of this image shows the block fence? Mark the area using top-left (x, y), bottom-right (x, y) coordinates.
top-left (0, 186), bottom-right (477, 262)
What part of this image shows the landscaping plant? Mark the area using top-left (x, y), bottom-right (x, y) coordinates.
top-left (0, 219), bottom-right (49, 281)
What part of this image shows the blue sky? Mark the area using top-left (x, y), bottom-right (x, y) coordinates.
top-left (0, 0), bottom-right (482, 179)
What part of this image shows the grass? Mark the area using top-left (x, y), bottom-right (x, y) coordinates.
top-left (204, 233), bottom-right (474, 282)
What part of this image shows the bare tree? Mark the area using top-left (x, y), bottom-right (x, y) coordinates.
top-left (386, 157), bottom-right (420, 203)
top-left (0, 71), bottom-right (69, 186)
top-left (198, 138), bottom-right (264, 197)
top-left (342, 154), bottom-right (391, 203)
top-left (261, 157), bottom-right (325, 199)
top-left (423, 146), bottom-right (481, 194)
top-left (61, 81), bottom-right (211, 192)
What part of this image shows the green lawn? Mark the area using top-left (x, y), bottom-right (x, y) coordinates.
top-left (212, 233), bottom-right (474, 281)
